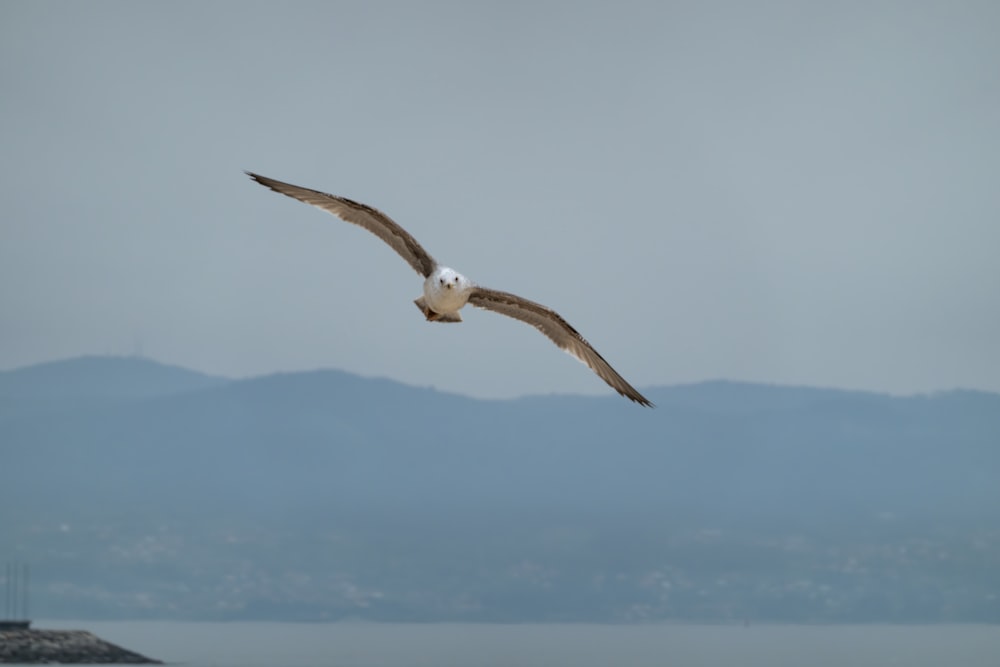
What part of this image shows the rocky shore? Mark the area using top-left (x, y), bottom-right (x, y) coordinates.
top-left (0, 629), bottom-right (162, 664)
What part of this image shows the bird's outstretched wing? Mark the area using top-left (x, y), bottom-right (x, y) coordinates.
top-left (468, 287), bottom-right (652, 406)
top-left (247, 172), bottom-right (437, 277)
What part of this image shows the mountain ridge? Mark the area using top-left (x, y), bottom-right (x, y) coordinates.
top-left (2, 355), bottom-right (998, 622)
top-left (5, 354), bottom-right (993, 398)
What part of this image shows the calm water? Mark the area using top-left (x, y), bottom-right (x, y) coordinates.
top-left (35, 620), bottom-right (1000, 667)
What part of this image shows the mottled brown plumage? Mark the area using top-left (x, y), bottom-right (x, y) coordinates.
top-left (247, 171), bottom-right (651, 406)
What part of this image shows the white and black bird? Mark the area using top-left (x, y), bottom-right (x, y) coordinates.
top-left (247, 172), bottom-right (652, 407)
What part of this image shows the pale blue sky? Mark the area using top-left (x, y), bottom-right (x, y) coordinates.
top-left (2, 1), bottom-right (998, 398)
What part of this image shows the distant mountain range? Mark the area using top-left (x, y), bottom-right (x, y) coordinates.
top-left (2, 356), bottom-right (998, 623)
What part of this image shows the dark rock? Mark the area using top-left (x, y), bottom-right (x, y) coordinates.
top-left (0, 629), bottom-right (162, 664)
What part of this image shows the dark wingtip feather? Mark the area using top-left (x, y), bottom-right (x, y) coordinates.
top-left (626, 391), bottom-right (654, 408)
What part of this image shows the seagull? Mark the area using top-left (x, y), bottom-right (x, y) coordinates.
top-left (247, 172), bottom-right (652, 407)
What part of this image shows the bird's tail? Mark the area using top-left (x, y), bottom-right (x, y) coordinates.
top-left (414, 297), bottom-right (462, 323)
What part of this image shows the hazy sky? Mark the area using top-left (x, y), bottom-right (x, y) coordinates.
top-left (2, 1), bottom-right (998, 399)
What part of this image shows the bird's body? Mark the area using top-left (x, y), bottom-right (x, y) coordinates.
top-left (417, 266), bottom-right (472, 322)
top-left (247, 172), bottom-right (652, 406)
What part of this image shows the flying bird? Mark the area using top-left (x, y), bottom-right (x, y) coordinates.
top-left (247, 172), bottom-right (652, 407)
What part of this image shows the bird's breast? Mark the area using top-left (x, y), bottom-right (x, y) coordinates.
top-left (423, 275), bottom-right (470, 313)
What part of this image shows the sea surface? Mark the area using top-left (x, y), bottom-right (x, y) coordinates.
top-left (33, 620), bottom-right (1000, 667)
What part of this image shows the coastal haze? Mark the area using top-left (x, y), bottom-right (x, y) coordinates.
top-left (2, 357), bottom-right (998, 623)
top-left (3, 2), bottom-right (1000, 665)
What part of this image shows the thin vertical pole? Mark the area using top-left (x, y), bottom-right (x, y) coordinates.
top-left (11, 562), bottom-right (17, 620)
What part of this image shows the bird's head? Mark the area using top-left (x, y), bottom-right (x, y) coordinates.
top-left (437, 267), bottom-right (466, 291)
